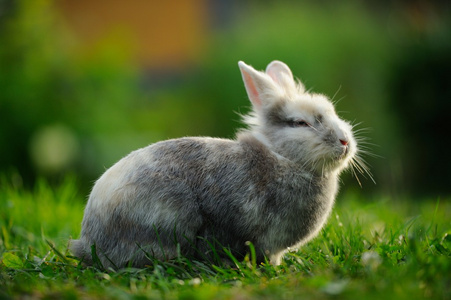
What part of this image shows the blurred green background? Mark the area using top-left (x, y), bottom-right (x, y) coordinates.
top-left (0, 0), bottom-right (450, 198)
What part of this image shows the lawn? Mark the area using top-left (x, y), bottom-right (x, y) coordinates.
top-left (1, 177), bottom-right (450, 299)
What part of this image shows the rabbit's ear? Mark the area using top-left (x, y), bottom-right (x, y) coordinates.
top-left (265, 60), bottom-right (295, 88)
top-left (238, 61), bottom-right (277, 110)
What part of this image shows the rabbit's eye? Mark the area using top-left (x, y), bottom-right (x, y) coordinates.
top-left (288, 120), bottom-right (311, 127)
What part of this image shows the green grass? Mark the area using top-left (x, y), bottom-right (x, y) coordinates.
top-left (1, 178), bottom-right (450, 299)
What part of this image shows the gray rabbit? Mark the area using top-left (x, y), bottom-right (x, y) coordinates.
top-left (71, 60), bottom-right (360, 268)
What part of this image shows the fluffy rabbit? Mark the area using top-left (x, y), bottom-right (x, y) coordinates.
top-left (71, 60), bottom-right (358, 269)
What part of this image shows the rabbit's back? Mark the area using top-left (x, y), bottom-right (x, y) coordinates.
top-left (72, 136), bottom-right (275, 266)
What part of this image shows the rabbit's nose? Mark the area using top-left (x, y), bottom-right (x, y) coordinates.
top-left (339, 139), bottom-right (348, 146)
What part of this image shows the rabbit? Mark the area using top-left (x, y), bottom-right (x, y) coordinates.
top-left (71, 60), bottom-right (360, 269)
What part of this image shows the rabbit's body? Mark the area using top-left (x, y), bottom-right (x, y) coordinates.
top-left (72, 60), bottom-right (358, 268)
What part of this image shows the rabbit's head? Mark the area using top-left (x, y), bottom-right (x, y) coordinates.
top-left (239, 60), bottom-right (356, 175)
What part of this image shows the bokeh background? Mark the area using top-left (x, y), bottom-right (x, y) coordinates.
top-left (1, 0), bottom-right (450, 198)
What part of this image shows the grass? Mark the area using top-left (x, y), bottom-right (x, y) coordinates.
top-left (0, 177), bottom-right (450, 299)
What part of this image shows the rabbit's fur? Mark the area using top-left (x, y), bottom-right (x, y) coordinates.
top-left (71, 61), bottom-right (357, 268)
